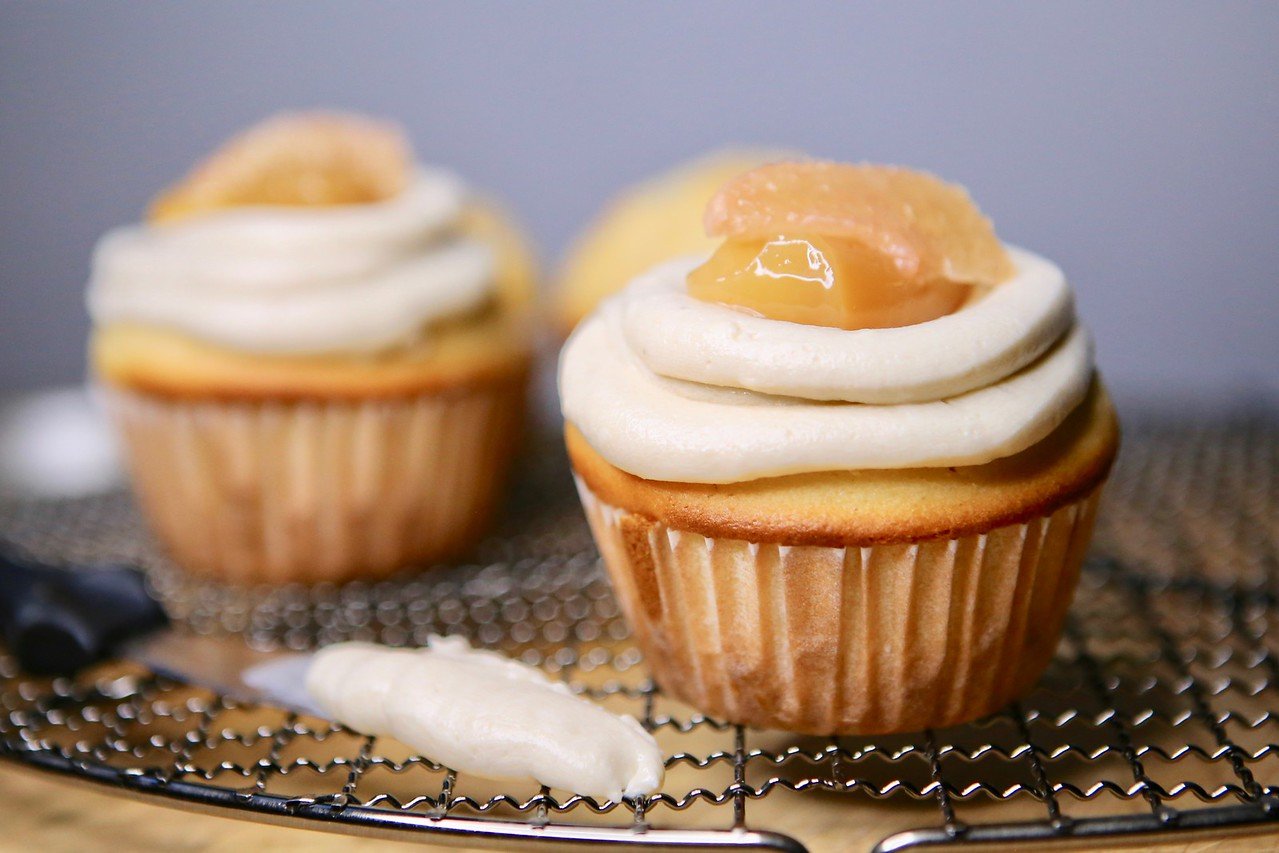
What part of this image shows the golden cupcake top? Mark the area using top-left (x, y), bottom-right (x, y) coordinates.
top-left (149, 112), bottom-right (413, 223)
top-left (688, 162), bottom-right (1015, 330)
top-left (553, 148), bottom-right (794, 334)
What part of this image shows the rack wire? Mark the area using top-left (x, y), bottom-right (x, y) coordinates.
top-left (2, 407), bottom-right (1278, 851)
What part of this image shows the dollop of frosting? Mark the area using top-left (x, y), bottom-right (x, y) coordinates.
top-left (559, 247), bottom-right (1094, 484)
top-left (306, 637), bottom-right (664, 802)
top-left (87, 169), bottom-right (497, 354)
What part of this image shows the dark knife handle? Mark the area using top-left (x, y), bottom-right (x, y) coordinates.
top-left (0, 548), bottom-right (167, 675)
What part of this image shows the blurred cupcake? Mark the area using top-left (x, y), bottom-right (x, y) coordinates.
top-left (561, 161), bottom-right (1119, 734)
top-left (554, 148), bottom-right (791, 335)
top-left (88, 112), bottom-right (536, 584)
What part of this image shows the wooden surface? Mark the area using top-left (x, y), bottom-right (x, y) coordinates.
top-left (5, 761), bottom-right (1279, 852)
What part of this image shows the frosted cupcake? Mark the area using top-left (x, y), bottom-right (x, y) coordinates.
top-left (555, 149), bottom-right (791, 335)
top-left (561, 162), bottom-right (1119, 735)
top-left (88, 113), bottom-right (536, 584)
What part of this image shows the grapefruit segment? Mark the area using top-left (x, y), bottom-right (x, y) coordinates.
top-left (149, 112), bottom-right (412, 223)
top-left (690, 162), bottom-right (1014, 330)
top-left (702, 161), bottom-right (1013, 285)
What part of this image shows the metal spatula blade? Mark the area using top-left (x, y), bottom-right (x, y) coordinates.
top-left (0, 544), bottom-right (324, 716)
top-left (121, 629), bottom-right (324, 716)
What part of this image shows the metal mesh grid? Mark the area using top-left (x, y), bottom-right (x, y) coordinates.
top-left (2, 408), bottom-right (1278, 851)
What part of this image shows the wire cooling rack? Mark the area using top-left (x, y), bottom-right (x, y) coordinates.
top-left (2, 407), bottom-right (1278, 851)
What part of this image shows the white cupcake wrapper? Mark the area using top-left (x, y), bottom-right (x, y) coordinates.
top-left (105, 386), bottom-right (523, 584)
top-left (576, 478), bottom-right (1101, 735)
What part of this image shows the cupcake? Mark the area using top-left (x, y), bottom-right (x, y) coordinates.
top-left (560, 162), bottom-right (1119, 735)
top-left (554, 148), bottom-right (792, 335)
top-left (88, 113), bottom-right (536, 584)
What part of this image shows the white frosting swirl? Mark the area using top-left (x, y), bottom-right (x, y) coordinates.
top-left (559, 246), bottom-right (1094, 484)
top-left (86, 169), bottom-right (497, 354)
top-left (622, 249), bottom-right (1073, 404)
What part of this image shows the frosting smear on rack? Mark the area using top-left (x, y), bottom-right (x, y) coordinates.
top-left (304, 636), bottom-right (664, 802)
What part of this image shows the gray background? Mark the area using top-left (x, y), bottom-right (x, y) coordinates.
top-left (2, 1), bottom-right (1277, 403)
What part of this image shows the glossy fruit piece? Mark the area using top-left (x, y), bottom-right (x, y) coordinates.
top-left (703, 161), bottom-right (1014, 286)
top-left (687, 233), bottom-right (971, 330)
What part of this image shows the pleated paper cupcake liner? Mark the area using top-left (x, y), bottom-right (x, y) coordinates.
top-left (576, 478), bottom-right (1101, 735)
top-left (104, 383), bottom-right (524, 585)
